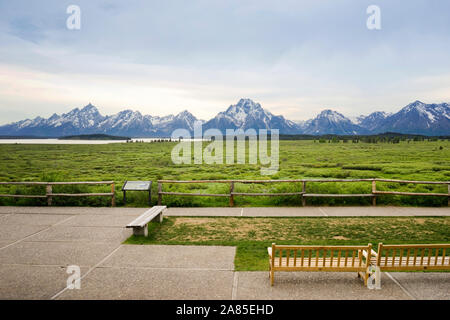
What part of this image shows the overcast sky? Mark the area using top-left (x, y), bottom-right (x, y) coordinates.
top-left (1, 0), bottom-right (450, 124)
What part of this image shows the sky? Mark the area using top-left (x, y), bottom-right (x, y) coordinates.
top-left (0, 0), bottom-right (450, 125)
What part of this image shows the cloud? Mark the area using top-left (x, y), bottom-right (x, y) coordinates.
top-left (0, 0), bottom-right (450, 124)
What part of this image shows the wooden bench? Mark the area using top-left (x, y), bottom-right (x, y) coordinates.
top-left (372, 243), bottom-right (450, 272)
top-left (268, 243), bottom-right (374, 286)
top-left (126, 205), bottom-right (166, 237)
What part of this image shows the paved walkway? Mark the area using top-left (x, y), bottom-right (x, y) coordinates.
top-left (0, 206), bottom-right (449, 300)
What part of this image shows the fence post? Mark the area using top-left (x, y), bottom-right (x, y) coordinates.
top-left (111, 182), bottom-right (116, 207)
top-left (158, 182), bottom-right (162, 205)
top-left (301, 181), bottom-right (306, 206)
top-left (46, 184), bottom-right (52, 206)
top-left (229, 181), bottom-right (235, 207)
top-left (448, 184), bottom-right (450, 207)
top-left (372, 180), bottom-right (377, 206)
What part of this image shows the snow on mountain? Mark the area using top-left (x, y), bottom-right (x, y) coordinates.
top-left (301, 109), bottom-right (369, 135)
top-left (369, 101), bottom-right (450, 135)
top-left (203, 98), bottom-right (300, 134)
top-left (357, 111), bottom-right (390, 131)
top-left (96, 109), bottom-right (156, 136)
top-left (151, 110), bottom-right (201, 135)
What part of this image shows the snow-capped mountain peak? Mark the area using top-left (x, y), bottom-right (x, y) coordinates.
top-left (401, 100), bottom-right (440, 122)
top-left (404, 100), bottom-right (425, 110)
top-left (81, 103), bottom-right (98, 113)
top-left (203, 98), bottom-right (300, 133)
top-left (302, 109), bottom-right (367, 135)
top-left (356, 111), bottom-right (390, 131)
top-left (316, 109), bottom-right (349, 123)
top-left (174, 110), bottom-right (196, 121)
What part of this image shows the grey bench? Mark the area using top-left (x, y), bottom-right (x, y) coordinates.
top-left (126, 205), bottom-right (166, 237)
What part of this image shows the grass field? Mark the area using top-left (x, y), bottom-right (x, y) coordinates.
top-left (124, 216), bottom-right (450, 270)
top-left (0, 140), bottom-right (449, 206)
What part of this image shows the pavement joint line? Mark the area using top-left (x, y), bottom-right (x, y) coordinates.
top-left (231, 272), bottom-right (238, 300)
top-left (384, 272), bottom-right (417, 300)
top-left (95, 266), bottom-right (234, 271)
top-left (0, 214), bottom-right (77, 251)
top-left (240, 208), bottom-right (244, 216)
top-left (0, 263), bottom-right (92, 268)
top-left (13, 240), bottom-right (122, 244)
top-left (54, 225), bottom-right (126, 228)
top-left (4, 212), bottom-right (77, 216)
top-left (319, 208), bottom-right (328, 217)
top-left (22, 239), bottom-right (126, 244)
top-left (50, 244), bottom-right (124, 300)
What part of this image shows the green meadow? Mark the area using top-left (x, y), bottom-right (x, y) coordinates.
top-left (0, 140), bottom-right (449, 207)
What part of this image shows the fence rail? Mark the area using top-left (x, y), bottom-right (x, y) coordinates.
top-left (157, 179), bottom-right (450, 207)
top-left (0, 181), bottom-right (115, 206)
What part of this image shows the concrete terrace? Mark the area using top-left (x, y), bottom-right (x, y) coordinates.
top-left (0, 206), bottom-right (449, 300)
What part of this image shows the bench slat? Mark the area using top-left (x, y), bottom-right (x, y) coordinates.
top-left (129, 209), bottom-right (163, 227)
top-left (376, 256), bottom-right (449, 266)
top-left (272, 257), bottom-right (366, 268)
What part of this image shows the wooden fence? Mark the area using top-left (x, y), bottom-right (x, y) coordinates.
top-left (0, 181), bottom-right (116, 206)
top-left (1, 179), bottom-right (448, 208)
top-left (157, 179), bottom-right (450, 207)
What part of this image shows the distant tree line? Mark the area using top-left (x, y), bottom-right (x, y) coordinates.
top-left (126, 138), bottom-right (176, 143)
top-left (125, 132), bottom-right (449, 144)
top-left (280, 132), bottom-right (450, 143)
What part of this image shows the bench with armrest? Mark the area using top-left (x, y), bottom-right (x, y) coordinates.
top-left (268, 243), bottom-right (373, 286)
top-left (126, 205), bottom-right (166, 237)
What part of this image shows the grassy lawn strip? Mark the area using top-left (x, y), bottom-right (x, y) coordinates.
top-left (124, 216), bottom-right (450, 271)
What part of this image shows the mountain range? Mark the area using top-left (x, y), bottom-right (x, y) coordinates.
top-left (0, 99), bottom-right (449, 137)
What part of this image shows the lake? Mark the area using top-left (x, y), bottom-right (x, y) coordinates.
top-left (0, 138), bottom-right (205, 144)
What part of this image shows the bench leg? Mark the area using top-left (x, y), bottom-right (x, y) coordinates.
top-left (133, 225), bottom-right (148, 237)
top-left (364, 272), bottom-right (369, 286)
top-left (270, 270), bottom-right (274, 286)
top-left (158, 212), bottom-right (163, 223)
top-left (357, 271), bottom-right (370, 286)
